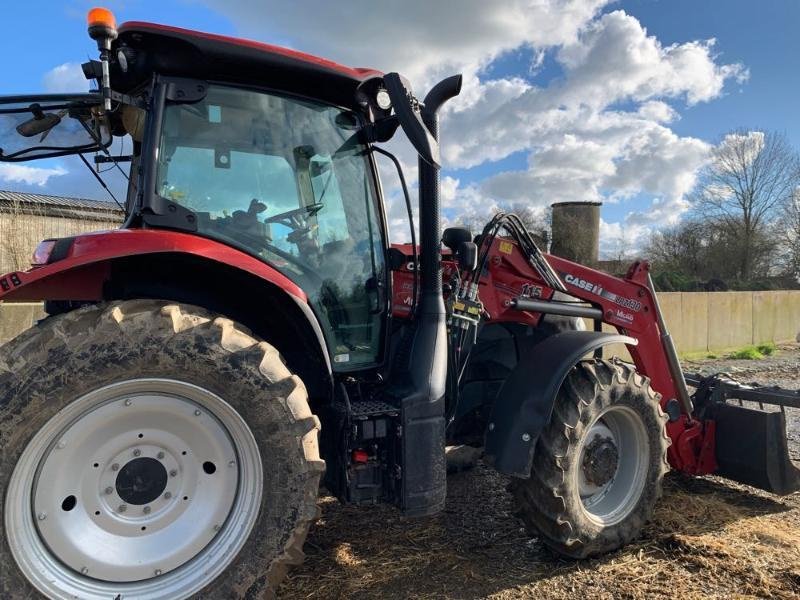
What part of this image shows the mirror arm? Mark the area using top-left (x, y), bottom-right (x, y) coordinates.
top-left (110, 90), bottom-right (147, 109)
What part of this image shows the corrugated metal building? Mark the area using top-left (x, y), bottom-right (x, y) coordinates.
top-left (0, 190), bottom-right (123, 273)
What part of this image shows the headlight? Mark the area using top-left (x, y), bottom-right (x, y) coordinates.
top-left (375, 89), bottom-right (392, 110)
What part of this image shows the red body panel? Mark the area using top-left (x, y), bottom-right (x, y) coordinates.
top-left (391, 238), bottom-right (713, 475)
top-left (0, 229), bottom-right (306, 302)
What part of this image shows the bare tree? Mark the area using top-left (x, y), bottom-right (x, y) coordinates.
top-left (692, 130), bottom-right (800, 280)
top-left (453, 203), bottom-right (550, 247)
top-left (782, 190), bottom-right (800, 280)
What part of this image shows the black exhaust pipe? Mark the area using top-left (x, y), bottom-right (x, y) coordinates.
top-left (394, 74), bottom-right (461, 517)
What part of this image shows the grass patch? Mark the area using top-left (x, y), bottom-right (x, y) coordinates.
top-left (756, 342), bottom-right (777, 356)
top-left (729, 346), bottom-right (765, 360)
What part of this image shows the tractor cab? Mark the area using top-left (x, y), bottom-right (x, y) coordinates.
top-left (2, 20), bottom-right (403, 371)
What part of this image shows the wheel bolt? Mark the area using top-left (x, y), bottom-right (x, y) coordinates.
top-left (194, 409), bottom-right (202, 416)
top-left (143, 506), bottom-right (151, 514)
top-left (213, 524), bottom-right (221, 532)
top-left (164, 492), bottom-right (172, 499)
top-left (124, 398), bottom-right (132, 406)
top-left (81, 567), bottom-right (89, 575)
top-left (522, 433), bottom-right (531, 442)
top-left (56, 440), bottom-right (66, 449)
top-left (154, 569), bottom-right (162, 576)
top-left (111, 463), bottom-right (120, 471)
top-left (157, 451), bottom-right (165, 459)
top-left (37, 512), bottom-right (47, 521)
top-left (105, 486), bottom-right (114, 495)
top-left (228, 460), bottom-right (236, 468)
top-left (133, 449), bottom-right (141, 457)
top-left (169, 469), bottom-right (178, 477)
top-left (118, 504), bottom-right (127, 513)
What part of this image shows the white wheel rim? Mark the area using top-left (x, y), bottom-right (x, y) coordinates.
top-left (5, 378), bottom-right (263, 600)
top-left (576, 405), bottom-right (649, 526)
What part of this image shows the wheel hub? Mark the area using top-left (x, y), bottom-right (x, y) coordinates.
top-left (576, 405), bottom-right (649, 526)
top-left (582, 436), bottom-right (619, 487)
top-left (116, 457), bottom-right (169, 505)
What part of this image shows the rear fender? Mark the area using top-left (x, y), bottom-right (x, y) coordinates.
top-left (0, 229), bottom-right (305, 302)
top-left (0, 229), bottom-right (332, 397)
top-left (484, 330), bottom-right (637, 477)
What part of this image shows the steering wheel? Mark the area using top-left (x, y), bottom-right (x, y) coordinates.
top-left (264, 203), bottom-right (324, 230)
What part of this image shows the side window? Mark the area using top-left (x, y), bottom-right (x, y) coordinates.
top-left (156, 84), bottom-right (387, 369)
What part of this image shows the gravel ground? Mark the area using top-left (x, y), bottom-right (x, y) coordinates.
top-left (280, 346), bottom-right (800, 599)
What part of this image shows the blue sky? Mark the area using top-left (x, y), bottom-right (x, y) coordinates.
top-left (1, 1), bottom-right (798, 253)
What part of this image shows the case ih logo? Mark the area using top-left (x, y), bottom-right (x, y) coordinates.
top-left (563, 274), bottom-right (643, 313)
top-left (564, 274), bottom-right (603, 295)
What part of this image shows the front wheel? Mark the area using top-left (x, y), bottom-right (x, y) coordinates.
top-left (1, 300), bottom-right (324, 599)
top-left (511, 359), bottom-right (670, 558)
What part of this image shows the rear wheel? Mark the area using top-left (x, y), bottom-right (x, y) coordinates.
top-left (0, 300), bottom-right (324, 599)
top-left (512, 359), bottom-right (669, 558)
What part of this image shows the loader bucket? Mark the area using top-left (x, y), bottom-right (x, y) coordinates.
top-left (711, 402), bottom-right (800, 495)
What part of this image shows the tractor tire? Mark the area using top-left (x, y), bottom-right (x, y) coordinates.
top-left (0, 300), bottom-right (324, 600)
top-left (511, 359), bottom-right (669, 559)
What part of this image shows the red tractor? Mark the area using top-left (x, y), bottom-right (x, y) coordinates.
top-left (0, 9), bottom-right (797, 599)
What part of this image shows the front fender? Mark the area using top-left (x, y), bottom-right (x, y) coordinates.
top-left (484, 330), bottom-right (637, 477)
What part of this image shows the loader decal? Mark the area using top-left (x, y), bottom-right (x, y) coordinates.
top-left (563, 273), bottom-right (642, 312)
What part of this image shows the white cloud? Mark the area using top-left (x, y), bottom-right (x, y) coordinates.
top-left (554, 12), bottom-right (747, 107)
top-left (636, 100), bottom-right (677, 124)
top-left (202, 0), bottom-right (611, 85)
top-left (0, 163), bottom-right (67, 186)
top-left (42, 63), bottom-right (89, 93)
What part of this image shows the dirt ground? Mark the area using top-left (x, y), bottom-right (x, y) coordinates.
top-left (280, 345), bottom-right (800, 599)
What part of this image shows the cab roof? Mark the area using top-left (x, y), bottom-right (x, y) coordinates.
top-left (114, 22), bottom-right (384, 108)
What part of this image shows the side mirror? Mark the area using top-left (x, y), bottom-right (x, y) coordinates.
top-left (457, 241), bottom-right (478, 272)
top-left (442, 226), bottom-right (473, 252)
top-left (383, 72), bottom-right (440, 167)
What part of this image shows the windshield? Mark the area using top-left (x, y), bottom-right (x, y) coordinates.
top-left (156, 84), bottom-right (386, 369)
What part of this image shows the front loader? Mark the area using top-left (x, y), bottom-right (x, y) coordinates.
top-left (0, 9), bottom-right (797, 599)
